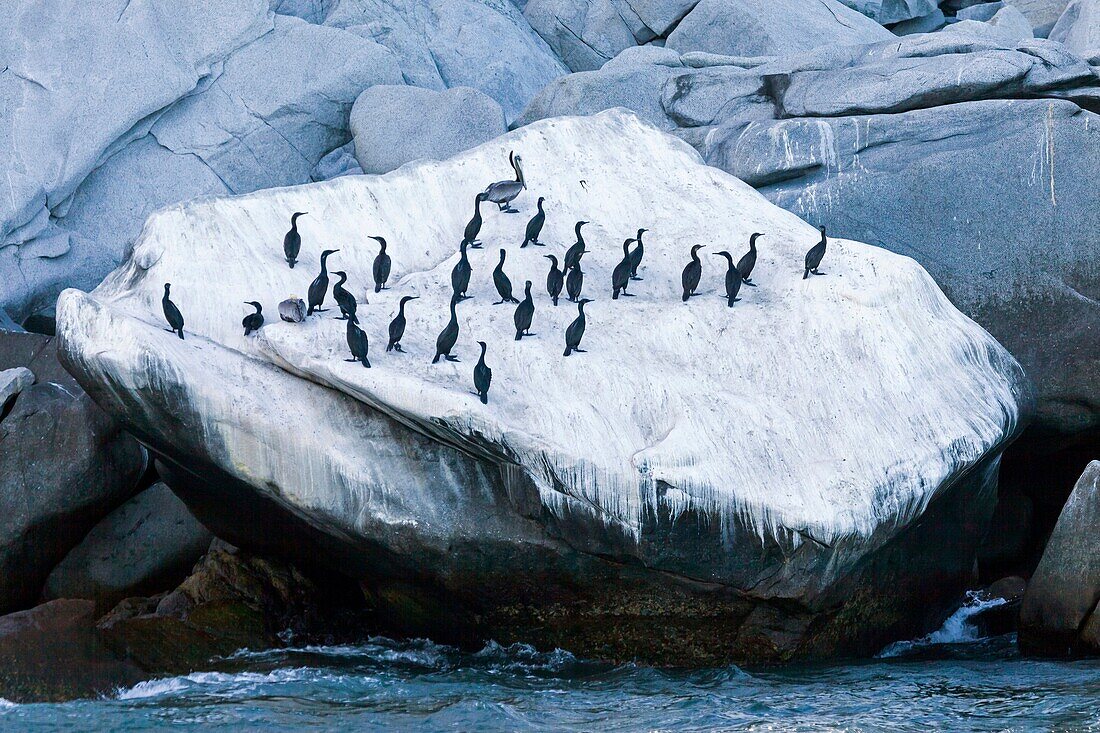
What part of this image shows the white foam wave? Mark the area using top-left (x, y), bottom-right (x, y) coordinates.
top-left (115, 668), bottom-right (315, 700)
top-left (877, 590), bottom-right (1008, 658)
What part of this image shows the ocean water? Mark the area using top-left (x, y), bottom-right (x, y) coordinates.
top-left (3, 596), bottom-right (1098, 732)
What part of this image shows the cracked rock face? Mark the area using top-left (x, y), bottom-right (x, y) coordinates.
top-left (518, 33), bottom-right (1100, 443)
top-left (57, 110), bottom-right (1030, 663)
top-left (1, 11), bottom-right (402, 324)
top-left (524, 0), bottom-right (890, 72)
top-left (0, 0), bottom-right (274, 322)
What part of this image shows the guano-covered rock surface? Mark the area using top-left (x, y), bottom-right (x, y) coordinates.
top-left (57, 110), bottom-right (1030, 664)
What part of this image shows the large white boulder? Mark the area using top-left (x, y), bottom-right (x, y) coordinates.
top-left (57, 110), bottom-right (1030, 664)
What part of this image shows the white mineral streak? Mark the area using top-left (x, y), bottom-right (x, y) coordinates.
top-left (57, 110), bottom-right (1025, 547)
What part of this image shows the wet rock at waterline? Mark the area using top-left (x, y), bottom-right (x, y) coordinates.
top-left (57, 110), bottom-right (1031, 665)
top-left (0, 599), bottom-right (143, 703)
top-left (1019, 461), bottom-right (1100, 656)
top-left (44, 483), bottom-right (213, 614)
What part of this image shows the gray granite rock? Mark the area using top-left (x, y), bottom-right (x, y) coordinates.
top-left (837, 0), bottom-right (940, 24)
top-left (0, 382), bottom-right (145, 614)
top-left (1005, 0), bottom-right (1071, 37)
top-left (270, 0), bottom-right (336, 22)
top-left (44, 483), bottom-right (213, 613)
top-left (350, 86), bottom-right (507, 174)
top-left (326, 0), bottom-right (567, 121)
top-left (1019, 461), bottom-right (1100, 655)
top-left (0, 0), bottom-right (274, 322)
top-left (707, 99), bottom-right (1100, 439)
top-left (665, 0), bottom-right (892, 58)
top-left (523, 0), bottom-right (660, 71)
top-left (890, 7), bottom-right (948, 34)
top-left (0, 367), bottom-right (34, 410)
top-left (1050, 0), bottom-right (1100, 58)
top-left (12, 16), bottom-right (401, 329)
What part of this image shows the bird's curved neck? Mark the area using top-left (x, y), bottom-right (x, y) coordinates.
top-left (479, 342), bottom-right (487, 359)
top-left (335, 272), bottom-right (347, 286)
top-left (536, 199), bottom-right (543, 213)
top-left (691, 248), bottom-right (701, 263)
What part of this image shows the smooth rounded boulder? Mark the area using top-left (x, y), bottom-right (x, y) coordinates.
top-left (44, 483), bottom-right (213, 613)
top-left (1019, 461), bottom-right (1100, 656)
top-left (350, 86), bottom-right (507, 175)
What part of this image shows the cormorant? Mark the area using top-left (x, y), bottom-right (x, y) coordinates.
top-left (307, 249), bottom-right (339, 315)
top-left (542, 255), bottom-right (563, 307)
top-left (563, 298), bottom-right (592, 357)
top-left (713, 251), bottom-right (743, 307)
top-left (451, 241), bottom-right (472, 300)
top-left (681, 244), bottom-right (705, 302)
top-left (473, 341), bottom-right (492, 404)
top-left (242, 301), bottom-right (264, 335)
top-left (738, 233), bottom-right (762, 286)
top-left (493, 248), bottom-right (519, 304)
top-left (522, 197), bottom-right (546, 247)
top-left (331, 270), bottom-right (358, 322)
top-left (484, 151), bottom-right (525, 212)
top-left (628, 228), bottom-right (647, 280)
top-left (162, 283), bottom-right (184, 339)
top-left (387, 295), bottom-right (418, 353)
top-left (564, 220), bottom-right (588, 271)
top-left (611, 238), bottom-right (637, 299)
top-left (371, 236), bottom-right (391, 293)
top-left (283, 212), bottom-right (307, 268)
top-left (463, 192), bottom-right (487, 248)
top-left (566, 256), bottom-right (585, 303)
top-left (345, 319), bottom-right (370, 368)
top-left (432, 295), bottom-right (462, 363)
top-left (514, 281), bottom-right (535, 340)
top-left (804, 226), bottom-right (827, 279)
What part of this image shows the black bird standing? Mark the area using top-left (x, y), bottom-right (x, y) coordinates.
top-left (628, 228), bottom-right (647, 280)
top-left (451, 241), bottom-right (472, 300)
top-left (522, 197), bottom-right (546, 247)
top-left (473, 341), bottom-right (492, 404)
top-left (493, 249), bottom-right (519, 304)
top-left (242, 301), bottom-right (264, 335)
top-left (566, 254), bottom-right (586, 303)
top-left (371, 236), bottom-right (391, 292)
top-left (162, 283), bottom-right (184, 339)
top-left (345, 319), bottom-right (371, 368)
top-left (804, 226), bottom-right (828, 279)
top-left (463, 192), bottom-right (487, 249)
top-left (544, 255), bottom-right (564, 306)
top-left (387, 295), bottom-right (418, 352)
top-left (514, 281), bottom-right (535, 340)
top-left (611, 238), bottom-right (637, 299)
top-left (738, 233), bottom-right (762, 286)
top-left (681, 244), bottom-right (705, 302)
top-left (283, 212), bottom-right (307, 268)
top-left (713, 251), bottom-right (743, 307)
top-left (563, 298), bottom-right (593, 357)
top-left (331, 270), bottom-right (358, 322)
top-left (307, 249), bottom-right (339, 315)
top-left (563, 221), bottom-right (588, 271)
top-left (433, 295), bottom-right (462, 363)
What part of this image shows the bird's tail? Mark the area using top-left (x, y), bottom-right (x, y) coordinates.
top-left (177, 330), bottom-right (185, 340)
top-left (803, 268), bottom-right (809, 279)
top-left (552, 296), bottom-right (558, 306)
top-left (515, 331), bottom-right (522, 341)
top-left (432, 353), bottom-right (441, 364)
top-left (374, 284), bottom-right (381, 293)
top-left (386, 343), bottom-right (394, 352)
top-left (362, 359), bottom-right (371, 368)
top-left (480, 393), bottom-right (488, 404)
top-left (563, 347), bottom-right (571, 357)
top-left (288, 260), bottom-right (296, 269)
top-left (681, 292), bottom-right (689, 302)
top-left (612, 289), bottom-right (619, 300)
